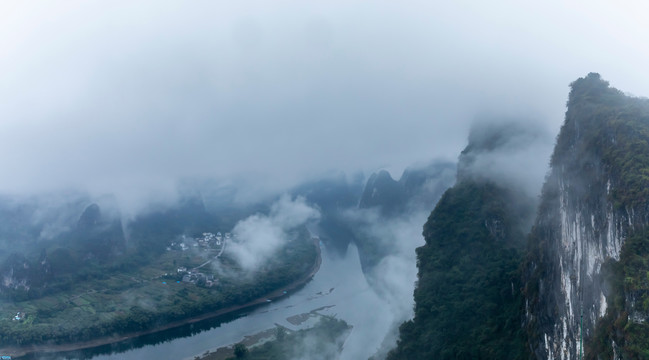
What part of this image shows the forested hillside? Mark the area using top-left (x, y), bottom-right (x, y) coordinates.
top-left (387, 123), bottom-right (538, 359)
top-left (391, 73), bottom-right (649, 360)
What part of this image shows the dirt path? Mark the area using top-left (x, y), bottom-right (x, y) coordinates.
top-left (196, 239), bottom-right (227, 270)
top-left (0, 239), bottom-right (322, 358)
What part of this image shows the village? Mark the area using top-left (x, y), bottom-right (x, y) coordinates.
top-left (164, 231), bottom-right (231, 288)
top-left (167, 231), bottom-right (230, 253)
top-left (5, 231), bottom-right (233, 329)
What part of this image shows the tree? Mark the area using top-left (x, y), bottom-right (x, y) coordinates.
top-left (276, 326), bottom-right (286, 342)
top-left (234, 343), bottom-right (248, 358)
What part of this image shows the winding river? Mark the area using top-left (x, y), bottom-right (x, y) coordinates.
top-left (29, 241), bottom-right (400, 360)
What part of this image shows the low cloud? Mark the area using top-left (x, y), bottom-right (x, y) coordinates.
top-left (341, 207), bottom-right (429, 358)
top-left (6, 1), bottom-right (649, 209)
top-left (288, 326), bottom-right (348, 360)
top-left (227, 195), bottom-right (320, 271)
top-left (458, 117), bottom-right (555, 198)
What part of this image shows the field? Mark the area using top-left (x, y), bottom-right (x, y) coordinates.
top-left (0, 233), bottom-right (317, 348)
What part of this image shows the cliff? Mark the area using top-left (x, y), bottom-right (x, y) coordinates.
top-left (524, 73), bottom-right (649, 359)
top-left (387, 122), bottom-right (540, 359)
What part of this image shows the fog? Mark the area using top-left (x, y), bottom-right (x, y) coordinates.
top-left (341, 208), bottom-right (431, 358)
top-left (2, 2), bottom-right (649, 358)
top-left (2, 1), bottom-right (649, 210)
top-left (228, 195), bottom-right (320, 271)
top-left (458, 117), bottom-right (555, 198)
top-left (315, 117), bottom-right (551, 359)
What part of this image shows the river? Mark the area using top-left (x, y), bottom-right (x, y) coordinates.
top-left (31, 241), bottom-right (400, 360)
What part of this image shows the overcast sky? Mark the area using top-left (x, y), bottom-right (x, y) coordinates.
top-left (2, 0), bottom-right (649, 201)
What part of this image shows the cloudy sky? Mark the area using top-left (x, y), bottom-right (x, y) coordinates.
top-left (1, 0), bottom-right (648, 200)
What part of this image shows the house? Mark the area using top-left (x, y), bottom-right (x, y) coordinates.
top-left (13, 312), bottom-right (23, 321)
top-left (2, 355), bottom-right (13, 359)
top-left (177, 267), bottom-right (187, 273)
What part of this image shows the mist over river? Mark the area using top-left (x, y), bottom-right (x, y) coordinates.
top-left (28, 241), bottom-right (404, 360)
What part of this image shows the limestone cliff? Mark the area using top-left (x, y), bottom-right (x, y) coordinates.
top-left (525, 73), bottom-right (649, 359)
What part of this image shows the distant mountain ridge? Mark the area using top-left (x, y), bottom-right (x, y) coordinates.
top-left (0, 191), bottom-right (218, 300)
top-left (353, 162), bottom-right (455, 274)
top-left (359, 162), bottom-right (455, 216)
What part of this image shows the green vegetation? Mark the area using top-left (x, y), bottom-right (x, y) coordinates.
top-left (387, 180), bottom-right (533, 359)
top-left (232, 317), bottom-right (348, 360)
top-left (233, 343), bottom-right (248, 358)
top-left (216, 317), bottom-right (350, 360)
top-left (554, 72), bottom-right (649, 208)
top-left (0, 193), bottom-right (319, 349)
top-left (0, 229), bottom-right (317, 347)
top-left (388, 73), bottom-right (649, 359)
top-left (0, 197), bottom-right (219, 302)
top-left (568, 74), bottom-right (649, 357)
top-left (587, 231), bottom-right (649, 359)
top-left (525, 73), bottom-right (649, 358)
top-left (354, 162), bottom-right (455, 273)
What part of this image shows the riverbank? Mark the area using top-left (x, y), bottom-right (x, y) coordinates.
top-left (1, 239), bottom-right (322, 359)
top-left (188, 327), bottom-right (279, 360)
top-left (188, 305), bottom-right (336, 360)
top-left (193, 315), bottom-right (351, 360)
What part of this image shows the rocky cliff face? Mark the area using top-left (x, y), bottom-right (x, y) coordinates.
top-left (525, 73), bottom-right (649, 359)
top-left (526, 162), bottom-right (627, 360)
